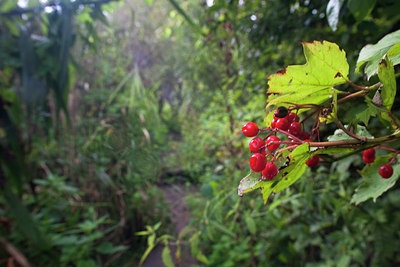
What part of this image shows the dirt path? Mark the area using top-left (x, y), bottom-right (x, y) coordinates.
top-left (142, 184), bottom-right (197, 267)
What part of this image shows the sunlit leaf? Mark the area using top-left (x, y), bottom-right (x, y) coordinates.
top-left (356, 30), bottom-right (400, 79)
top-left (238, 171), bottom-right (261, 196)
top-left (326, 0), bottom-right (344, 31)
top-left (266, 41), bottom-right (348, 122)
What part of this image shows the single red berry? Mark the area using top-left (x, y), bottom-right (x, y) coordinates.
top-left (288, 122), bottom-right (301, 136)
top-left (363, 155), bottom-right (375, 164)
top-left (363, 148), bottom-right (375, 159)
top-left (262, 162), bottom-right (278, 180)
top-left (306, 155), bottom-right (319, 167)
top-left (249, 137), bottom-right (265, 153)
top-left (249, 153), bottom-right (267, 172)
top-left (275, 118), bottom-right (290, 131)
top-left (299, 131), bottom-right (310, 140)
top-left (379, 164), bottom-right (393, 179)
top-left (274, 106), bottom-right (289, 119)
top-left (287, 112), bottom-right (300, 123)
top-left (266, 136), bottom-right (280, 151)
top-left (270, 118), bottom-right (277, 128)
top-left (242, 122), bottom-right (259, 137)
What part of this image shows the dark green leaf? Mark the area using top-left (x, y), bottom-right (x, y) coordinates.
top-left (96, 242), bottom-right (127, 255)
top-left (351, 157), bottom-right (400, 205)
top-left (347, 0), bottom-right (376, 22)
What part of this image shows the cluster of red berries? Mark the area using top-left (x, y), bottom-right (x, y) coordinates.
top-left (362, 148), bottom-right (394, 179)
top-left (242, 108), bottom-right (319, 180)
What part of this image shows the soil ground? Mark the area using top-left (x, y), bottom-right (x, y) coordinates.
top-left (142, 184), bottom-right (198, 267)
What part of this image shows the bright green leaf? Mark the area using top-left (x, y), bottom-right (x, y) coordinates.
top-left (387, 41), bottom-right (400, 65)
top-left (356, 30), bottom-right (400, 79)
top-left (260, 144), bottom-right (310, 203)
top-left (266, 41), bottom-right (348, 121)
top-left (351, 157), bottom-right (400, 205)
top-left (162, 245), bottom-right (175, 267)
top-left (347, 0), bottom-right (376, 22)
top-left (378, 57), bottom-right (396, 111)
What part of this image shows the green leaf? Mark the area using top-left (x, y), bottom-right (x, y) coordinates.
top-left (354, 104), bottom-right (378, 126)
top-left (378, 57), bottom-right (396, 111)
top-left (190, 232), bottom-right (209, 264)
top-left (260, 144), bottom-right (310, 203)
top-left (351, 157), bottom-right (400, 205)
top-left (326, 0), bottom-right (344, 31)
top-left (387, 41), bottom-right (400, 65)
top-left (2, 185), bottom-right (49, 250)
top-left (356, 30), bottom-right (400, 79)
top-left (77, 260), bottom-right (97, 267)
top-left (139, 244), bottom-right (156, 265)
top-left (238, 171), bottom-right (261, 196)
top-left (244, 215), bottom-right (256, 235)
top-left (266, 41), bottom-right (348, 121)
top-left (96, 242), bottom-right (127, 255)
top-left (327, 125), bottom-right (373, 141)
top-left (166, 0), bottom-right (204, 35)
top-left (347, 0), bottom-right (376, 22)
top-left (162, 245), bottom-right (175, 267)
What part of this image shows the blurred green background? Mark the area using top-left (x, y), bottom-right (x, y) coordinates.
top-left (1, 0), bottom-right (400, 266)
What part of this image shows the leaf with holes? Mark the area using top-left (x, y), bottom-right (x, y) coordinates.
top-left (266, 41), bottom-right (349, 126)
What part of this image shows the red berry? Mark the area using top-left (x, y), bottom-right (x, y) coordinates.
top-left (270, 118), bottom-right (277, 128)
top-left (249, 137), bottom-right (265, 153)
top-left (362, 148), bottom-right (375, 163)
top-left (288, 122), bottom-right (301, 136)
top-left (274, 106), bottom-right (289, 119)
top-left (266, 136), bottom-right (280, 151)
top-left (275, 118), bottom-right (290, 131)
top-left (379, 164), bottom-right (393, 179)
top-left (299, 131), bottom-right (310, 140)
top-left (363, 155), bottom-right (375, 164)
top-left (249, 153), bottom-right (267, 172)
top-left (287, 112), bottom-right (300, 123)
top-left (242, 122), bottom-right (259, 137)
top-left (306, 155), bottom-right (319, 167)
top-left (262, 162), bottom-right (278, 180)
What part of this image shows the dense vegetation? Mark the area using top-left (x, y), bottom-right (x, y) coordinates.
top-left (1, 0), bottom-right (400, 266)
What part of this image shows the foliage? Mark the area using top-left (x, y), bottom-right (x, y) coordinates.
top-left (1, 0), bottom-right (400, 266)
top-left (239, 32), bottom-right (400, 204)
